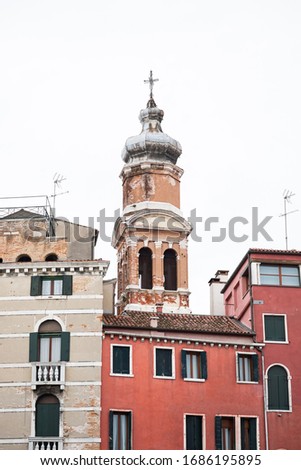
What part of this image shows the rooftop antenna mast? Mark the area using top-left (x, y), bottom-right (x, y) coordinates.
top-left (279, 190), bottom-right (298, 250)
top-left (52, 173), bottom-right (68, 217)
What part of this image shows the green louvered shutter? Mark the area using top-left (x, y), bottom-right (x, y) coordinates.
top-left (181, 350), bottom-right (187, 378)
top-left (29, 332), bottom-right (39, 361)
top-left (252, 355), bottom-right (259, 382)
top-left (30, 276), bottom-right (41, 296)
top-left (249, 418), bottom-right (257, 450)
top-left (215, 416), bottom-right (222, 450)
top-left (63, 275), bottom-right (73, 295)
top-left (109, 411), bottom-right (114, 450)
top-left (201, 351), bottom-right (207, 380)
top-left (60, 332), bottom-right (70, 361)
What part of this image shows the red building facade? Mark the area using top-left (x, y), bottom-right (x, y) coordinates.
top-left (222, 248), bottom-right (301, 449)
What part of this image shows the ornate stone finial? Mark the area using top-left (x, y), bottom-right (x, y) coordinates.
top-left (144, 70), bottom-right (159, 108)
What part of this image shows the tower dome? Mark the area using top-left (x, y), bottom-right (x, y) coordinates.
top-left (122, 74), bottom-right (182, 165)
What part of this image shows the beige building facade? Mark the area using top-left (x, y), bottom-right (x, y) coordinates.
top-left (0, 203), bottom-right (111, 450)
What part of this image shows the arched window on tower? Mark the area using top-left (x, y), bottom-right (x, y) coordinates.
top-left (138, 247), bottom-right (153, 289)
top-left (164, 249), bottom-right (177, 291)
top-left (267, 365), bottom-right (290, 411)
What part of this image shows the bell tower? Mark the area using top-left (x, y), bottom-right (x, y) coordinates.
top-left (112, 72), bottom-right (192, 314)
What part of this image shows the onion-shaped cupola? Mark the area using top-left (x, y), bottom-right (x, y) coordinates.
top-left (122, 71), bottom-right (182, 165)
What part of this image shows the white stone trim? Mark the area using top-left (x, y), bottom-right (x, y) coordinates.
top-left (123, 201), bottom-right (183, 217)
top-left (0, 309), bottom-right (103, 316)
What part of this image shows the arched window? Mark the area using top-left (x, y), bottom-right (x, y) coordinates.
top-left (139, 247), bottom-right (153, 289)
top-left (16, 254), bottom-right (32, 262)
top-left (45, 253), bottom-right (58, 261)
top-left (267, 365), bottom-right (289, 410)
top-left (35, 394), bottom-right (60, 444)
top-left (164, 249), bottom-right (177, 291)
top-left (29, 320), bottom-right (70, 363)
top-left (38, 320), bottom-right (62, 363)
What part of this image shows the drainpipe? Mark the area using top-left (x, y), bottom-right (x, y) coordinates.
top-left (261, 350), bottom-right (269, 449)
top-left (249, 252), bottom-right (269, 449)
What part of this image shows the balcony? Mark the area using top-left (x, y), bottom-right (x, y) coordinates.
top-left (28, 437), bottom-right (63, 450)
top-left (31, 362), bottom-right (65, 390)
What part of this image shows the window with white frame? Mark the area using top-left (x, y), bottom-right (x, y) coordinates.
top-left (181, 350), bottom-right (207, 381)
top-left (111, 345), bottom-right (132, 375)
top-left (264, 314), bottom-right (287, 342)
top-left (154, 347), bottom-right (174, 378)
top-left (215, 416), bottom-right (258, 450)
top-left (31, 275), bottom-right (73, 296)
top-left (267, 365), bottom-right (290, 411)
top-left (237, 353), bottom-right (259, 383)
top-left (185, 415), bottom-right (203, 450)
top-left (109, 411), bottom-right (132, 450)
top-left (259, 264), bottom-right (300, 286)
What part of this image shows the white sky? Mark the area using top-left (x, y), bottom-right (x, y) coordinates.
top-left (1, 1), bottom-right (301, 313)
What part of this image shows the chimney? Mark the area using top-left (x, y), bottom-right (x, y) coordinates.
top-left (150, 316), bottom-right (159, 328)
top-left (155, 302), bottom-right (163, 314)
top-left (208, 270), bottom-right (229, 315)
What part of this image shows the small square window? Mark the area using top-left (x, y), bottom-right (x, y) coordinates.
top-left (111, 345), bottom-right (132, 375)
top-left (237, 354), bottom-right (258, 383)
top-left (264, 315), bottom-right (287, 342)
top-left (181, 350), bottom-right (207, 381)
top-left (154, 347), bottom-right (174, 378)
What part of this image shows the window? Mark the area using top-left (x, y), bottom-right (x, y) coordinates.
top-left (111, 345), bottom-right (131, 375)
top-left (29, 321), bottom-right (70, 363)
top-left (260, 264), bottom-right (300, 286)
top-left (17, 254), bottom-right (32, 262)
top-left (240, 417), bottom-right (257, 450)
top-left (109, 411), bottom-right (131, 450)
top-left (185, 415), bottom-right (203, 450)
top-left (163, 249), bottom-right (177, 290)
top-left (45, 253), bottom-right (58, 261)
top-left (237, 354), bottom-right (259, 383)
top-left (139, 247), bottom-right (153, 289)
top-left (154, 347), bottom-right (174, 378)
top-left (215, 416), bottom-right (235, 450)
top-left (31, 275), bottom-right (73, 296)
top-left (267, 365), bottom-right (290, 411)
top-left (181, 350), bottom-right (207, 381)
top-left (264, 315), bottom-right (287, 342)
top-left (35, 394), bottom-right (60, 449)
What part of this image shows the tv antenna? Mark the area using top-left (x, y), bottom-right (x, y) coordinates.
top-left (51, 173), bottom-right (69, 217)
top-left (279, 190), bottom-right (298, 250)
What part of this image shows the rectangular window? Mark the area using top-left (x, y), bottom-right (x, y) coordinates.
top-left (181, 350), bottom-right (207, 381)
top-left (264, 315), bottom-right (287, 342)
top-left (185, 415), bottom-right (203, 450)
top-left (31, 275), bottom-right (73, 296)
top-left (237, 353), bottom-right (259, 383)
top-left (216, 417), bottom-right (235, 450)
top-left (154, 347), bottom-right (174, 378)
top-left (109, 411), bottom-right (131, 450)
top-left (111, 345), bottom-right (131, 375)
top-left (260, 264), bottom-right (300, 287)
top-left (240, 417), bottom-right (257, 450)
top-left (29, 332), bottom-right (70, 362)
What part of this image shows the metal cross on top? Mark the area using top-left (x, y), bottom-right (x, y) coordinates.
top-left (144, 70), bottom-right (159, 99)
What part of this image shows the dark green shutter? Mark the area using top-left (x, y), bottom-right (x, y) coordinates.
top-left (268, 366), bottom-right (289, 410)
top-left (63, 275), bottom-right (73, 295)
top-left (30, 276), bottom-right (41, 296)
top-left (127, 412), bottom-right (132, 450)
top-left (113, 346), bottom-right (130, 374)
top-left (249, 418), bottom-right (257, 450)
top-left (156, 349), bottom-right (172, 377)
top-left (265, 316), bottom-right (285, 341)
top-left (201, 351), bottom-right (207, 380)
top-left (186, 416), bottom-right (202, 450)
top-left (215, 416), bottom-right (222, 450)
top-left (252, 355), bottom-right (259, 382)
top-left (60, 332), bottom-right (70, 361)
top-left (29, 332), bottom-right (39, 361)
top-left (181, 350), bottom-right (187, 378)
top-left (36, 401), bottom-right (60, 437)
top-left (109, 411), bottom-right (114, 450)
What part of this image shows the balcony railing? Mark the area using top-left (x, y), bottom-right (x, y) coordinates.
top-left (31, 362), bottom-right (65, 390)
top-left (28, 437), bottom-right (63, 450)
